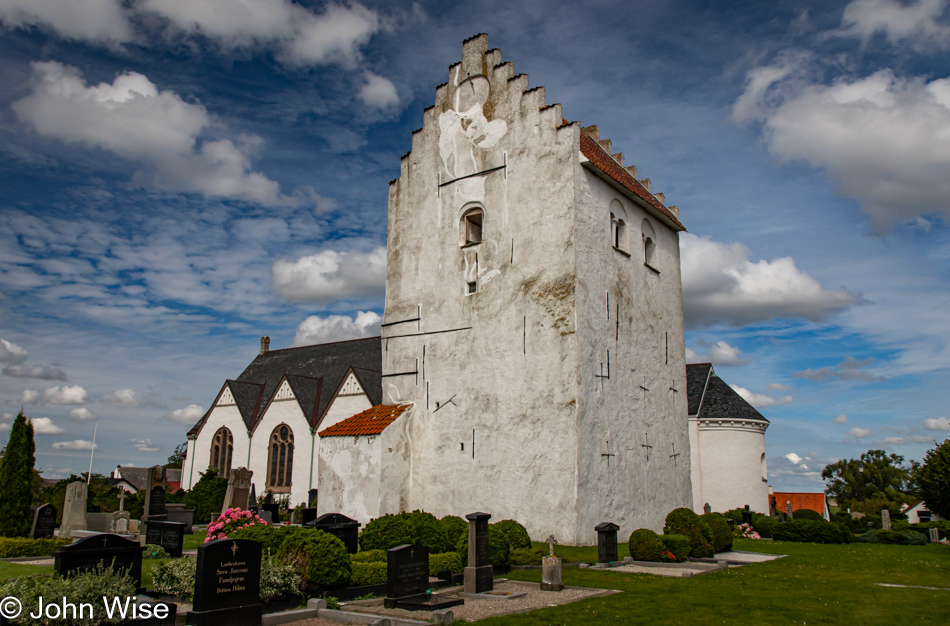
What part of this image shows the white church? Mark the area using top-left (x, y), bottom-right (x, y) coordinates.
top-left (183, 34), bottom-right (769, 545)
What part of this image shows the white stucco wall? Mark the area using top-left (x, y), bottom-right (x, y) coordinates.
top-left (186, 397), bottom-right (250, 492)
top-left (695, 420), bottom-right (769, 513)
top-left (248, 389), bottom-right (316, 508)
top-left (319, 392), bottom-right (373, 432)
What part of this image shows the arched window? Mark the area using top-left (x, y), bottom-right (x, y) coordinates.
top-left (266, 424), bottom-right (294, 493)
top-left (459, 207), bottom-right (483, 246)
top-left (210, 427), bottom-right (233, 479)
top-left (609, 200), bottom-right (629, 253)
top-left (760, 453), bottom-right (768, 482)
top-left (641, 218), bottom-right (657, 269)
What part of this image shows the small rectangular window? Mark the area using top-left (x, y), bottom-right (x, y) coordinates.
top-left (467, 281), bottom-right (477, 294)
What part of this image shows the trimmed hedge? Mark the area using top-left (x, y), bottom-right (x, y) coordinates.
top-left (664, 508), bottom-right (714, 558)
top-left (772, 520), bottom-right (851, 544)
top-left (859, 529), bottom-right (928, 545)
top-left (510, 547), bottom-right (544, 566)
top-left (279, 530), bottom-right (352, 588)
top-left (429, 551), bottom-right (463, 576)
top-left (351, 561), bottom-right (387, 586)
top-left (661, 534), bottom-right (690, 562)
top-left (441, 515), bottom-right (467, 548)
top-left (701, 513), bottom-right (733, 553)
top-left (493, 520), bottom-right (532, 550)
top-left (791, 509), bottom-right (824, 521)
top-left (359, 511), bottom-right (449, 554)
top-left (350, 549), bottom-right (386, 563)
top-left (0, 537), bottom-right (71, 558)
top-left (752, 515), bottom-right (777, 539)
top-left (456, 526), bottom-right (511, 568)
top-left (628, 529), bottom-right (664, 562)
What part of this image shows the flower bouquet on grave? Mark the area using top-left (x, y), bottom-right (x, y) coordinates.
top-left (734, 523), bottom-right (760, 540)
top-left (205, 507), bottom-right (268, 543)
top-left (660, 550), bottom-right (678, 563)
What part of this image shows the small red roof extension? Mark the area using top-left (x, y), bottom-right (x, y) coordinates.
top-left (318, 404), bottom-right (409, 437)
top-left (578, 131), bottom-right (685, 231)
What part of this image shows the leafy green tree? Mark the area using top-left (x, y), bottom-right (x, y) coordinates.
top-left (183, 470), bottom-right (228, 523)
top-left (822, 449), bottom-right (912, 514)
top-left (0, 412), bottom-right (37, 536)
top-left (165, 443), bottom-right (188, 469)
top-left (913, 438), bottom-right (950, 519)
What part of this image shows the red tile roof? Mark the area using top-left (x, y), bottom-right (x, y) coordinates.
top-left (318, 404), bottom-right (410, 437)
top-left (579, 131), bottom-right (686, 231)
top-left (770, 492), bottom-right (827, 517)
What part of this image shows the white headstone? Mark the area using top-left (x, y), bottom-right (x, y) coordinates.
top-left (881, 509), bottom-right (891, 531)
top-left (60, 481), bottom-right (88, 537)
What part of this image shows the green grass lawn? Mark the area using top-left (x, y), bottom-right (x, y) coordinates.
top-left (183, 532), bottom-right (205, 551)
top-left (0, 561), bottom-right (53, 580)
top-left (531, 541), bottom-right (631, 563)
top-left (486, 539), bottom-right (949, 625)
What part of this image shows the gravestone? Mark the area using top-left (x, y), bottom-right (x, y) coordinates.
top-left (187, 538), bottom-right (262, 626)
top-left (221, 467), bottom-right (253, 515)
top-left (300, 508), bottom-right (317, 526)
top-left (308, 488), bottom-right (318, 508)
top-left (165, 503), bottom-right (195, 534)
top-left (249, 482), bottom-right (257, 509)
top-left (786, 501), bottom-right (794, 520)
top-left (145, 520), bottom-right (186, 558)
top-left (384, 545), bottom-right (463, 611)
top-left (463, 512), bottom-right (493, 594)
top-left (260, 492), bottom-right (280, 522)
top-left (741, 505), bottom-right (753, 526)
top-left (928, 528), bottom-right (939, 543)
top-left (258, 510), bottom-right (273, 525)
top-left (540, 535), bottom-right (562, 592)
top-left (703, 502), bottom-right (711, 514)
top-left (143, 465), bottom-right (167, 521)
top-left (60, 481), bottom-right (88, 537)
top-left (54, 533), bottom-right (145, 587)
top-left (881, 509), bottom-right (891, 531)
top-left (595, 522), bottom-right (619, 564)
top-left (111, 510), bottom-right (131, 534)
top-left (31, 503), bottom-right (57, 539)
top-left (306, 513), bottom-right (360, 553)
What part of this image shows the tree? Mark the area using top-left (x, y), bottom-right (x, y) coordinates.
top-left (822, 449), bottom-right (912, 514)
top-left (913, 438), bottom-right (950, 519)
top-left (0, 412), bottom-right (37, 536)
top-left (166, 442), bottom-right (187, 469)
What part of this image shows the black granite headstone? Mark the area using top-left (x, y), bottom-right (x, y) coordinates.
top-left (144, 466), bottom-right (167, 521)
top-left (187, 538), bottom-right (262, 626)
top-left (144, 521), bottom-right (186, 558)
top-left (306, 513), bottom-right (360, 553)
top-left (307, 488), bottom-right (318, 508)
top-left (54, 533), bottom-right (144, 587)
top-left (300, 508), bottom-right (317, 526)
top-left (386, 544), bottom-right (429, 601)
top-left (261, 493), bottom-right (279, 522)
top-left (742, 505), bottom-right (753, 526)
top-left (595, 522), bottom-right (619, 564)
top-left (31, 503), bottom-right (57, 539)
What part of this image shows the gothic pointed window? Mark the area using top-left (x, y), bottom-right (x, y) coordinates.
top-left (210, 427), bottom-right (233, 479)
top-left (266, 424), bottom-right (294, 493)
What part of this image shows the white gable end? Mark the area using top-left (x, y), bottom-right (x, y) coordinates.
top-left (273, 380), bottom-right (295, 402)
top-left (338, 373), bottom-right (364, 397)
top-left (218, 387), bottom-right (235, 406)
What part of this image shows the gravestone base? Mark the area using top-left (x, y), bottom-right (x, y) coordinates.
top-left (384, 594), bottom-right (464, 611)
top-left (463, 565), bottom-right (493, 594)
top-left (185, 603), bottom-right (262, 626)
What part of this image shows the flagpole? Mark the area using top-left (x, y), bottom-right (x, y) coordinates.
top-left (86, 422), bottom-right (97, 485)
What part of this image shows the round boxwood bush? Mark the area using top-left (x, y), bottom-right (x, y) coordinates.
top-left (493, 519), bottom-right (532, 550)
top-left (792, 509), bottom-right (823, 521)
top-left (429, 551), bottom-right (464, 576)
top-left (661, 534), bottom-right (690, 562)
top-left (751, 515), bottom-right (777, 539)
top-left (510, 547), bottom-right (544, 566)
top-left (359, 514), bottom-right (413, 551)
top-left (350, 561), bottom-right (387, 586)
top-left (441, 515), bottom-right (467, 547)
top-left (350, 549), bottom-right (387, 563)
top-left (279, 529), bottom-right (351, 588)
top-left (664, 508), bottom-right (714, 558)
top-left (231, 523), bottom-right (290, 555)
top-left (405, 510), bottom-right (450, 554)
top-left (701, 513), bottom-right (733, 553)
top-left (455, 526), bottom-right (511, 569)
top-left (628, 529), bottom-right (664, 562)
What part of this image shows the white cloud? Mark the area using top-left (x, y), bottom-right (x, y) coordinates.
top-left (730, 385), bottom-right (794, 408)
top-left (786, 452), bottom-right (803, 464)
top-left (2, 364), bottom-right (67, 380)
top-left (272, 247), bottom-right (386, 303)
top-left (68, 407), bottom-right (96, 421)
top-left (29, 417), bottom-right (65, 435)
top-left (12, 62), bottom-right (290, 206)
top-left (698, 340), bottom-right (750, 367)
top-left (685, 347), bottom-right (700, 363)
top-left (51, 439), bottom-right (97, 450)
top-left (837, 0), bottom-right (950, 49)
top-left (680, 234), bottom-right (857, 327)
top-left (848, 427), bottom-right (871, 438)
top-left (734, 60), bottom-right (950, 228)
top-left (0, 0), bottom-right (133, 44)
top-left (359, 72), bottom-right (399, 109)
top-left (279, 2), bottom-right (380, 67)
top-left (293, 311), bottom-right (382, 346)
top-left (794, 356), bottom-right (884, 382)
top-left (767, 382), bottom-right (792, 391)
top-left (1, 413), bottom-right (14, 421)
top-left (20, 389), bottom-right (40, 404)
top-left (167, 404), bottom-right (204, 424)
top-left (100, 389), bottom-right (149, 408)
top-left (832, 414), bottom-right (849, 424)
top-left (924, 416), bottom-right (950, 431)
top-left (0, 339), bottom-right (28, 364)
top-left (23, 385), bottom-right (88, 405)
top-left (131, 439), bottom-right (159, 452)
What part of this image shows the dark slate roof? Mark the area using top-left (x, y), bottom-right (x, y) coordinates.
top-left (227, 380), bottom-right (265, 429)
top-left (117, 467), bottom-right (148, 491)
top-left (285, 374), bottom-right (322, 422)
top-left (685, 363), bottom-right (768, 423)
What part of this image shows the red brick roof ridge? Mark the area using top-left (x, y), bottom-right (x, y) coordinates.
top-left (579, 132), bottom-right (685, 231)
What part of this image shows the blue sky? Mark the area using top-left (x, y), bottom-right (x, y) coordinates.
top-left (0, 0), bottom-right (948, 491)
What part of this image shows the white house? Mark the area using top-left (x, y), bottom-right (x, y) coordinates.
top-left (902, 501), bottom-right (944, 524)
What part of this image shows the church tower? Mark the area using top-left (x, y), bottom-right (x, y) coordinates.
top-left (382, 34), bottom-right (691, 544)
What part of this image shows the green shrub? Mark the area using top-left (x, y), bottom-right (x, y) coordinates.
top-left (876, 530), bottom-right (906, 544)
top-left (455, 526), bottom-right (511, 568)
top-left (902, 531), bottom-right (927, 546)
top-left (661, 534), bottom-right (690, 562)
top-left (792, 509), bottom-right (824, 521)
top-left (152, 556), bottom-right (197, 600)
top-left (628, 529), bottom-right (664, 562)
top-left (260, 551), bottom-right (303, 602)
top-left (700, 513), bottom-right (733, 553)
top-left (752, 515), bottom-right (777, 539)
top-left (856, 529), bottom-right (878, 543)
top-left (144, 544), bottom-right (169, 560)
top-left (0, 564), bottom-right (136, 625)
top-left (492, 520), bottom-right (532, 550)
top-left (509, 547), bottom-right (544, 566)
top-left (664, 508), bottom-right (714, 558)
top-left (230, 524), bottom-right (282, 553)
top-left (772, 520), bottom-right (851, 544)
top-left (279, 530), bottom-right (351, 588)
top-left (359, 511), bottom-right (449, 553)
top-left (441, 515), bottom-right (467, 548)
top-left (429, 551), bottom-right (464, 576)
top-left (351, 561), bottom-right (388, 586)
top-left (722, 507), bottom-right (760, 524)
top-left (0, 537), bottom-right (71, 558)
top-left (404, 510), bottom-right (450, 554)
top-left (350, 549), bottom-right (387, 563)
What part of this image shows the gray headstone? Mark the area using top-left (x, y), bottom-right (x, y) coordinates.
top-left (221, 467), bottom-right (253, 515)
top-left (540, 555), bottom-right (563, 592)
top-left (881, 509), bottom-right (891, 531)
top-left (60, 481), bottom-right (88, 537)
top-left (786, 501), bottom-right (794, 519)
top-left (703, 502), bottom-right (711, 514)
top-left (111, 510), bottom-right (131, 534)
top-left (928, 528), bottom-right (939, 543)
top-left (464, 512), bottom-right (492, 594)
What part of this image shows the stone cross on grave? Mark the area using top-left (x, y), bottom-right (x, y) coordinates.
top-left (118, 491), bottom-right (125, 512)
top-left (601, 440), bottom-right (616, 467)
top-left (669, 443), bottom-right (681, 467)
top-left (546, 535), bottom-right (558, 556)
top-left (641, 433), bottom-right (653, 460)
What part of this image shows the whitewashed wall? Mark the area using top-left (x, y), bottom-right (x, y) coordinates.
top-left (185, 393), bottom-right (250, 492)
top-left (695, 420), bottom-right (769, 513)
